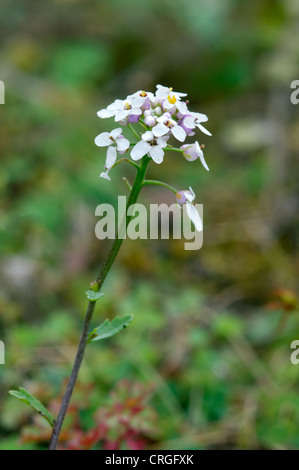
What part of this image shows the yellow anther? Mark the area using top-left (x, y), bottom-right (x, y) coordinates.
top-left (140, 91), bottom-right (147, 97)
top-left (165, 120), bottom-right (173, 128)
top-left (168, 94), bottom-right (177, 105)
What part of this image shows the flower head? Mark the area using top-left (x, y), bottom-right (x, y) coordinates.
top-left (95, 84), bottom-right (211, 179)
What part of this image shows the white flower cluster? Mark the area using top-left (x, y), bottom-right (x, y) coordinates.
top-left (95, 85), bottom-right (211, 178)
top-left (95, 85), bottom-right (212, 231)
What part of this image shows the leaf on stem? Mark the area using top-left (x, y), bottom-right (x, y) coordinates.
top-left (9, 388), bottom-right (55, 428)
top-left (85, 290), bottom-right (104, 302)
top-left (88, 315), bottom-right (134, 343)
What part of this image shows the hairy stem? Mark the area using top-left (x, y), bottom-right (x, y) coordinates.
top-left (48, 156), bottom-right (150, 450)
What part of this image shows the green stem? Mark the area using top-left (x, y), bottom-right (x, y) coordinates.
top-left (142, 179), bottom-right (178, 194)
top-left (165, 146), bottom-right (184, 154)
top-left (48, 156), bottom-right (150, 450)
top-left (111, 157), bottom-right (139, 171)
top-left (96, 156), bottom-right (150, 287)
top-left (128, 123), bottom-right (140, 141)
top-left (138, 120), bottom-right (148, 130)
top-left (123, 177), bottom-right (132, 191)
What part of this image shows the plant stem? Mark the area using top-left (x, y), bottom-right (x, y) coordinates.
top-left (165, 145), bottom-right (184, 154)
top-left (48, 156), bottom-right (150, 450)
top-left (128, 123), bottom-right (141, 141)
top-left (142, 179), bottom-right (178, 194)
top-left (111, 157), bottom-right (139, 170)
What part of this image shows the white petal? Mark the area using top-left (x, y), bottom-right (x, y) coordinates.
top-left (195, 142), bottom-right (209, 171)
top-left (156, 137), bottom-right (168, 148)
top-left (114, 109), bottom-right (130, 122)
top-left (196, 123), bottom-right (212, 136)
top-left (171, 125), bottom-right (186, 142)
top-left (105, 146), bottom-right (117, 169)
top-left (116, 137), bottom-right (130, 152)
top-left (184, 191), bottom-right (195, 203)
top-left (186, 203), bottom-right (203, 232)
top-left (131, 107), bottom-right (142, 116)
top-left (174, 91), bottom-right (187, 98)
top-left (100, 171), bottom-right (111, 181)
top-left (131, 96), bottom-right (145, 108)
top-left (131, 140), bottom-right (151, 160)
top-left (95, 132), bottom-right (112, 147)
top-left (184, 116), bottom-right (196, 129)
top-left (188, 186), bottom-right (196, 200)
top-left (97, 109), bottom-right (115, 118)
top-left (194, 112), bottom-right (208, 123)
top-left (107, 99), bottom-right (124, 111)
top-left (110, 128), bottom-right (122, 139)
top-left (156, 85), bottom-right (169, 99)
top-left (149, 145), bottom-right (164, 164)
top-left (176, 101), bottom-right (189, 114)
top-left (152, 123), bottom-right (169, 137)
top-left (147, 92), bottom-right (155, 102)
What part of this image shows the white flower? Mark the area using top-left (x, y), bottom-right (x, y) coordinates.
top-left (180, 141), bottom-right (209, 170)
top-left (95, 128), bottom-right (130, 169)
top-left (97, 99), bottom-right (123, 119)
top-left (153, 113), bottom-right (187, 142)
top-left (95, 85), bottom-right (211, 175)
top-left (176, 187), bottom-right (202, 232)
top-left (182, 112), bottom-right (212, 136)
top-left (127, 90), bottom-right (155, 109)
top-left (131, 131), bottom-right (168, 164)
top-left (155, 85), bottom-right (187, 110)
top-left (97, 98), bottom-right (142, 123)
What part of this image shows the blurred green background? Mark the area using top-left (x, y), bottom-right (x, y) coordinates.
top-left (0, 0), bottom-right (299, 450)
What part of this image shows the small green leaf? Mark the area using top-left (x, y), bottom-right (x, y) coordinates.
top-left (9, 388), bottom-right (55, 428)
top-left (88, 315), bottom-right (134, 343)
top-left (85, 290), bottom-right (104, 302)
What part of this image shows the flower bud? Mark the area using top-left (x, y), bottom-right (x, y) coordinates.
top-left (154, 106), bottom-right (162, 116)
top-left (142, 97), bottom-right (151, 111)
top-left (180, 143), bottom-right (199, 161)
top-left (128, 114), bottom-right (140, 124)
top-left (144, 115), bottom-right (156, 127)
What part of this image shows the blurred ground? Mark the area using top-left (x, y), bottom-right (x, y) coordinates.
top-left (0, 0), bottom-right (299, 450)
